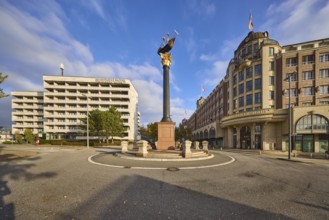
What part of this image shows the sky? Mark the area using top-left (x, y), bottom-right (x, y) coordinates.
top-left (1, 0), bottom-right (329, 128)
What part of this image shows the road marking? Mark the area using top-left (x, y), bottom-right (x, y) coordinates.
top-left (87, 154), bottom-right (236, 170)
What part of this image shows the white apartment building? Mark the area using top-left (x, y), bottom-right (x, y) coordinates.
top-left (11, 91), bottom-right (44, 134)
top-left (12, 76), bottom-right (139, 141)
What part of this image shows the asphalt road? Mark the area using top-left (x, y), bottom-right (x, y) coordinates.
top-left (0, 146), bottom-right (328, 220)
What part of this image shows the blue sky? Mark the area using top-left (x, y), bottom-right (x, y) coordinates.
top-left (1, 0), bottom-right (329, 128)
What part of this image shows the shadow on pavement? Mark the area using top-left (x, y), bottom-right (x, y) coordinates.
top-left (0, 155), bottom-right (57, 219)
top-left (56, 175), bottom-right (294, 220)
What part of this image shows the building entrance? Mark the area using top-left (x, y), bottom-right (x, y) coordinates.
top-left (240, 126), bottom-right (251, 149)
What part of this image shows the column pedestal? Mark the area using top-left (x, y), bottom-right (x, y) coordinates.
top-left (157, 122), bottom-right (175, 150)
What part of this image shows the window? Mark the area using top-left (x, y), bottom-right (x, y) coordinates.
top-left (239, 83), bottom-right (244, 95)
top-left (246, 80), bottom-right (253, 92)
top-left (253, 43), bottom-right (259, 51)
top-left (269, 76), bottom-right (275, 85)
top-left (242, 48), bottom-right (246, 57)
top-left (320, 101), bottom-right (329, 105)
top-left (239, 71), bottom-right (244, 81)
top-left (320, 53), bottom-right (329, 62)
top-left (319, 85), bottom-right (329, 95)
top-left (255, 93), bottom-right (261, 103)
top-left (246, 94), bottom-right (252, 105)
top-left (320, 69), bottom-right (329, 78)
top-left (302, 55), bottom-right (314, 64)
top-left (269, 91), bottom-right (274, 100)
top-left (302, 71), bottom-right (314, 80)
top-left (255, 125), bottom-right (261, 132)
top-left (269, 61), bottom-right (274, 71)
top-left (286, 57), bottom-right (297, 67)
top-left (247, 45), bottom-right (252, 54)
top-left (239, 96), bottom-right (244, 107)
top-left (233, 75), bottom-right (237, 85)
top-left (255, 78), bottom-right (262, 90)
top-left (254, 64), bottom-right (262, 76)
top-left (286, 88), bottom-right (297, 97)
top-left (303, 87), bottom-right (314, 96)
top-left (269, 47), bottom-right (274, 56)
top-left (233, 87), bottom-right (237, 97)
top-left (296, 114), bottom-right (328, 131)
top-left (246, 67), bottom-right (253, 78)
top-left (289, 72), bottom-right (298, 81)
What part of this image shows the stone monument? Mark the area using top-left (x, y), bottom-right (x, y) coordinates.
top-left (156, 33), bottom-right (176, 150)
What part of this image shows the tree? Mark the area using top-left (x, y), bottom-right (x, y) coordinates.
top-left (89, 109), bottom-right (105, 142)
top-left (0, 72), bottom-right (8, 98)
top-left (175, 123), bottom-right (192, 141)
top-left (103, 106), bottom-right (124, 143)
top-left (139, 125), bottom-right (148, 137)
top-left (147, 122), bottom-right (158, 141)
top-left (15, 131), bottom-right (23, 143)
top-left (24, 128), bottom-right (34, 144)
top-left (80, 106), bottom-right (125, 143)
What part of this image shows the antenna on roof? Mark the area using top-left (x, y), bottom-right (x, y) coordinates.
top-left (60, 63), bottom-right (64, 76)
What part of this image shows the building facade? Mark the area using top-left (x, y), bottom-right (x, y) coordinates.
top-left (12, 76), bottom-right (139, 141)
top-left (187, 31), bottom-right (329, 153)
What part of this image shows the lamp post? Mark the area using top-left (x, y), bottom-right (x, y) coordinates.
top-left (60, 63), bottom-right (64, 76)
top-left (285, 74), bottom-right (292, 160)
top-left (82, 94), bottom-right (89, 149)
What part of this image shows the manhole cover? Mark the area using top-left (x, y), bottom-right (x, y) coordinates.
top-left (167, 167), bottom-right (180, 172)
top-left (124, 166), bottom-right (131, 169)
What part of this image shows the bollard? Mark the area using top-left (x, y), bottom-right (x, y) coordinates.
top-left (202, 140), bottom-right (209, 154)
top-left (183, 140), bottom-right (192, 158)
top-left (137, 140), bottom-right (148, 157)
top-left (121, 141), bottom-right (128, 153)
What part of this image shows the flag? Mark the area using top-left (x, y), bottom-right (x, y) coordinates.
top-left (201, 85), bottom-right (205, 94)
top-left (248, 12), bottom-right (253, 31)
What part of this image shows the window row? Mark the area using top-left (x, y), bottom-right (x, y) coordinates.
top-left (233, 92), bottom-right (262, 108)
top-left (286, 69), bottom-right (329, 81)
top-left (285, 86), bottom-right (329, 96)
top-left (233, 64), bottom-right (262, 84)
top-left (286, 52), bottom-right (329, 67)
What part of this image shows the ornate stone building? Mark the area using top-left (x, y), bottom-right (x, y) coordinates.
top-left (187, 31), bottom-right (329, 153)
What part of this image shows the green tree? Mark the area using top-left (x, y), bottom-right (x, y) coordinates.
top-left (103, 106), bottom-right (124, 143)
top-left (24, 128), bottom-right (34, 144)
top-left (15, 131), bottom-right (23, 143)
top-left (147, 122), bottom-right (158, 141)
top-left (175, 123), bottom-right (192, 141)
top-left (0, 72), bottom-right (8, 98)
top-left (89, 109), bottom-right (105, 142)
top-left (139, 125), bottom-right (148, 137)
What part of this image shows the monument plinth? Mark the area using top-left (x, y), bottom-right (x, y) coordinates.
top-left (156, 34), bottom-right (176, 150)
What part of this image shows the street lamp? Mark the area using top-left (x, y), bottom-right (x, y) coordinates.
top-left (60, 63), bottom-right (64, 76)
top-left (285, 74), bottom-right (292, 160)
top-left (82, 94), bottom-right (89, 149)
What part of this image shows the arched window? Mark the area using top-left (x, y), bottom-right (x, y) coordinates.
top-left (209, 127), bottom-right (216, 138)
top-left (200, 131), bottom-right (204, 140)
top-left (204, 129), bottom-right (209, 139)
top-left (296, 114), bottom-right (329, 132)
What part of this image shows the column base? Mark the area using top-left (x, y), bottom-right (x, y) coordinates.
top-left (157, 122), bottom-right (175, 150)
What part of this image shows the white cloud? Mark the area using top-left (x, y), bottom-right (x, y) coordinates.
top-left (0, 1), bottom-right (185, 128)
top-left (262, 0), bottom-right (329, 45)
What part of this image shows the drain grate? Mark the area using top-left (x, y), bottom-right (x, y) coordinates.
top-left (167, 167), bottom-right (180, 172)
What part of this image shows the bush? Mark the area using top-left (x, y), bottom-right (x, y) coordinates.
top-left (39, 139), bottom-right (51, 145)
